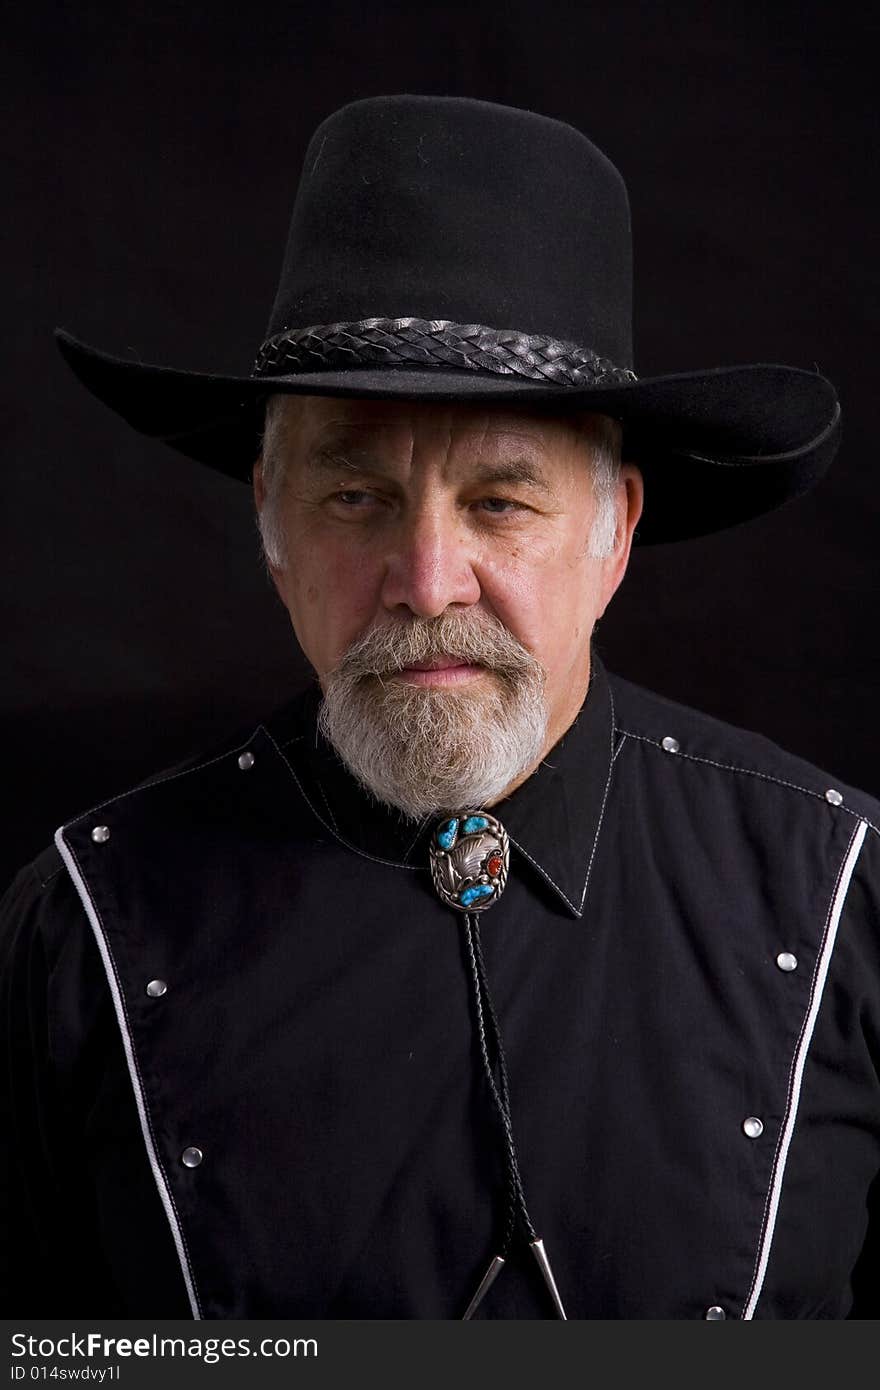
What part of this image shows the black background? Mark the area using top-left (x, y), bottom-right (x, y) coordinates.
top-left (4, 0), bottom-right (878, 888)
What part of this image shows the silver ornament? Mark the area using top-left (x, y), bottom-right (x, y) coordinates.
top-left (429, 812), bottom-right (510, 912)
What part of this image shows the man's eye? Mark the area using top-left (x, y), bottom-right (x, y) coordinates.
top-left (333, 490), bottom-right (376, 506)
top-left (477, 497), bottom-right (523, 515)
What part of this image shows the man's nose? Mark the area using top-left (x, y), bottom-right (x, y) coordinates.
top-left (379, 505), bottom-right (482, 618)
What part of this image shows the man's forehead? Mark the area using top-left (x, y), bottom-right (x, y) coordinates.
top-left (269, 392), bottom-right (599, 454)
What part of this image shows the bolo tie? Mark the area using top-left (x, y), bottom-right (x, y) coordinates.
top-left (428, 810), bottom-right (568, 1320)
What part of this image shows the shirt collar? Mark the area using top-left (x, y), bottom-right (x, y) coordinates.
top-left (264, 646), bottom-right (616, 919)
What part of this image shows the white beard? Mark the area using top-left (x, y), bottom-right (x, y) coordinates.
top-left (317, 611), bottom-right (549, 820)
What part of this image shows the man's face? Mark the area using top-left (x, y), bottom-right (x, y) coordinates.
top-left (254, 394), bottom-right (643, 814)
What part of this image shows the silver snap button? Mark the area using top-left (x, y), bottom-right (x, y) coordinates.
top-left (238, 751), bottom-right (255, 771)
top-left (181, 1147), bottom-right (203, 1168)
top-left (146, 979), bottom-right (167, 998)
top-left (743, 1116), bottom-right (764, 1139)
top-left (661, 736), bottom-right (680, 753)
top-left (705, 1305), bottom-right (726, 1320)
top-left (825, 788), bottom-right (843, 806)
top-left (91, 825), bottom-right (110, 843)
top-left (776, 952), bottom-right (798, 973)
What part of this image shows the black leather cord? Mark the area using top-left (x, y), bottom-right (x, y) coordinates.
top-left (463, 912), bottom-right (536, 1256)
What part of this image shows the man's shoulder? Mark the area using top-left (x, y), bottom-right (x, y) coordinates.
top-left (605, 665), bottom-right (880, 833)
top-left (9, 686), bottom-right (317, 900)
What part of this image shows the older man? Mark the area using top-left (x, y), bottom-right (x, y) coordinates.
top-left (2, 94), bottom-right (878, 1320)
top-left (253, 395), bottom-right (641, 816)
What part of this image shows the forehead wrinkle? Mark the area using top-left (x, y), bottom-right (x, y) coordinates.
top-left (304, 445), bottom-right (556, 497)
top-left (301, 417), bottom-right (415, 474)
top-left (306, 444), bottom-right (386, 476)
top-left (298, 413), bottom-right (568, 489)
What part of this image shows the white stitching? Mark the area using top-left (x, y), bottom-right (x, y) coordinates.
top-left (401, 815), bottom-right (433, 864)
top-left (62, 738), bottom-right (259, 830)
top-left (283, 726), bottom-right (428, 864)
top-left (740, 817), bottom-right (868, 1319)
top-left (315, 779), bottom-right (341, 834)
top-left (611, 730), bottom-right (628, 765)
top-left (54, 829), bottom-right (203, 1319)
top-left (259, 725), bottom-right (421, 873)
top-left (507, 835), bottom-right (579, 915)
top-left (617, 727), bottom-right (880, 839)
top-left (576, 682), bottom-right (620, 914)
top-left (508, 675), bottom-right (619, 918)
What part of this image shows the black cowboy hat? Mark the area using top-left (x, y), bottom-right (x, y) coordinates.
top-left (55, 93), bottom-right (841, 544)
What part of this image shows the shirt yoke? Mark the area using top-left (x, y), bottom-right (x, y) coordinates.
top-left (18, 673), bottom-right (880, 897)
top-left (607, 670), bottom-right (880, 840)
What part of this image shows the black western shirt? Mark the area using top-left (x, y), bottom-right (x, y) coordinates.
top-left (2, 653), bottom-right (879, 1318)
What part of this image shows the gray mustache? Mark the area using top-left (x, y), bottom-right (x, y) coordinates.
top-left (336, 615), bottom-right (540, 679)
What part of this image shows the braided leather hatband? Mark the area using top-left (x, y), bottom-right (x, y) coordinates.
top-left (252, 317), bottom-right (638, 388)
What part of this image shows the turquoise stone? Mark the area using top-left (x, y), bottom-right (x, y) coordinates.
top-left (437, 818), bottom-right (458, 851)
top-left (460, 883), bottom-right (495, 907)
top-left (462, 815), bottom-right (489, 835)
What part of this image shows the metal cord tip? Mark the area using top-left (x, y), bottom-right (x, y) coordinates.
top-left (461, 1254), bottom-right (506, 1320)
top-left (529, 1236), bottom-right (568, 1319)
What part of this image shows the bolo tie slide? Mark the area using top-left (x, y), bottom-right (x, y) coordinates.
top-left (429, 812), bottom-right (567, 1320)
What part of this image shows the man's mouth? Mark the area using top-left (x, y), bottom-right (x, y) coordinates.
top-left (390, 658), bottom-right (488, 686)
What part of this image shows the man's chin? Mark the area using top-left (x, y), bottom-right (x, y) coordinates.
top-left (318, 655), bottom-right (548, 819)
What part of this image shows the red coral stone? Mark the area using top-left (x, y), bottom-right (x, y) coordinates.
top-left (486, 854), bottom-right (504, 877)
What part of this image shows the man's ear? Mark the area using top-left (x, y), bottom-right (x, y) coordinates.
top-left (617, 462), bottom-right (644, 561)
top-left (252, 456), bottom-right (286, 596)
top-left (253, 455), bottom-right (266, 511)
top-left (596, 463), bottom-right (644, 619)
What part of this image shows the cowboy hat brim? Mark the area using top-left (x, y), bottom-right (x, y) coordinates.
top-left (54, 328), bottom-right (841, 545)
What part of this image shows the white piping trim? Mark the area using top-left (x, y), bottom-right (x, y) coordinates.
top-left (741, 817), bottom-right (868, 1320)
top-left (54, 824), bottom-right (202, 1320)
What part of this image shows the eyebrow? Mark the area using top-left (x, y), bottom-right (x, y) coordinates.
top-left (305, 446), bottom-right (553, 494)
top-left (468, 460), bottom-right (552, 494)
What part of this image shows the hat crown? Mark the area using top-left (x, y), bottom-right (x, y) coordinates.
top-left (265, 94), bottom-right (634, 368)
top-left (53, 92), bottom-right (841, 543)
